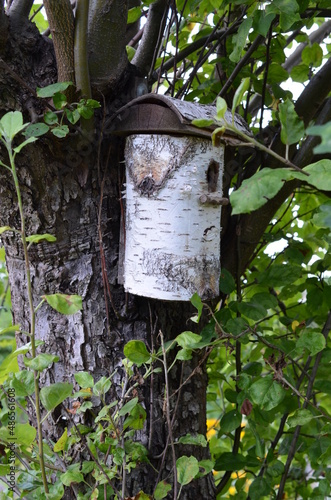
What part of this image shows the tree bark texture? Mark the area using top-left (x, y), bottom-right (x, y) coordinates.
top-left (0, 19), bottom-right (215, 499)
top-left (124, 134), bottom-right (224, 301)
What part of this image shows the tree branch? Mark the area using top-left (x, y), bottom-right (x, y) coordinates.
top-left (87, 0), bottom-right (128, 92)
top-left (131, 0), bottom-right (169, 76)
top-left (221, 96), bottom-right (331, 279)
top-left (7, 0), bottom-right (34, 24)
top-left (248, 20), bottom-right (331, 117)
top-left (276, 310), bottom-right (331, 500)
top-left (218, 34), bottom-right (264, 99)
top-left (43, 0), bottom-right (75, 87)
top-left (295, 55), bottom-right (331, 126)
top-left (74, 0), bottom-right (91, 98)
top-left (283, 20), bottom-right (331, 72)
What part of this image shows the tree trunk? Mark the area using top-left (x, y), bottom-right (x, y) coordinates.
top-left (0, 20), bottom-right (215, 500)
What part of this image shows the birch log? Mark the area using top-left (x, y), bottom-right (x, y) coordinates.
top-left (124, 134), bottom-right (224, 301)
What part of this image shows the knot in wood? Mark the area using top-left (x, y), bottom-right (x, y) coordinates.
top-left (139, 176), bottom-right (155, 195)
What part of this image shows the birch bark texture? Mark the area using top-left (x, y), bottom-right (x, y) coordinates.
top-left (124, 133), bottom-right (224, 300)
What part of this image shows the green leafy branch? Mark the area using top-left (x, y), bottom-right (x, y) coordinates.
top-left (0, 111), bottom-right (83, 494)
top-left (193, 78), bottom-right (331, 216)
top-left (24, 82), bottom-right (100, 139)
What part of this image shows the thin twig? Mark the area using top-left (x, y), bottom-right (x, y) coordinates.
top-left (159, 330), bottom-right (178, 500)
top-left (276, 311), bottom-right (331, 499)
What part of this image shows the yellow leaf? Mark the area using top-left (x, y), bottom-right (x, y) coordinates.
top-left (54, 428), bottom-right (68, 452)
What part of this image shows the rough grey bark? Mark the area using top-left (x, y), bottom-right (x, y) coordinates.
top-left (0, 16), bottom-right (215, 499)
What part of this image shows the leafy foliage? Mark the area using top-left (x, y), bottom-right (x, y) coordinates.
top-left (0, 0), bottom-right (331, 499)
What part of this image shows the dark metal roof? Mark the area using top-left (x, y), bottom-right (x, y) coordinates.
top-left (111, 94), bottom-right (251, 140)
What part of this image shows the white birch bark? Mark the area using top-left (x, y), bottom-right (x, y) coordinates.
top-left (124, 134), bottom-right (224, 301)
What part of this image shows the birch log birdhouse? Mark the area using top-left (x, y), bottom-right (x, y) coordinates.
top-left (113, 94), bottom-right (249, 301)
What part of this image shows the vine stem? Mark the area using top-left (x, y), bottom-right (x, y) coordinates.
top-left (6, 142), bottom-right (49, 494)
top-left (222, 122), bottom-right (309, 175)
top-left (159, 330), bottom-right (178, 500)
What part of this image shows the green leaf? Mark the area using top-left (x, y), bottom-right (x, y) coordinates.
top-left (243, 362), bottom-right (263, 377)
top-left (307, 123), bottom-right (331, 154)
top-left (230, 168), bottom-right (293, 214)
top-left (249, 375), bottom-right (286, 410)
top-left (74, 371), bottom-right (94, 388)
top-left (0, 111), bottom-right (27, 141)
top-left (249, 477), bottom-right (272, 500)
top-left (232, 77), bottom-right (250, 118)
top-left (176, 331), bottom-right (202, 349)
top-left (266, 0), bottom-right (300, 31)
top-left (85, 99), bottom-right (100, 109)
top-left (197, 459), bottom-right (214, 477)
top-left (312, 201), bottom-right (331, 229)
top-left (266, 460), bottom-right (285, 478)
top-left (212, 126), bottom-right (226, 146)
top-left (24, 353), bottom-right (59, 371)
top-left (44, 111), bottom-right (59, 125)
top-left (43, 293), bottom-right (82, 315)
top-left (93, 376), bottom-right (111, 396)
top-left (13, 136), bottom-right (38, 153)
top-left (300, 160), bottom-right (331, 191)
top-left (230, 18), bottom-right (253, 63)
top-left (279, 98), bottom-right (304, 146)
top-left (302, 43), bottom-right (323, 67)
top-left (216, 97), bottom-right (227, 121)
top-left (0, 226), bottom-right (13, 235)
top-left (26, 233), bottom-right (56, 244)
top-left (37, 82), bottom-right (73, 98)
top-left (220, 409), bottom-right (242, 434)
top-left (51, 125), bottom-right (69, 138)
top-left (219, 269), bottom-right (236, 294)
top-left (214, 452), bottom-right (247, 471)
top-left (190, 292), bottom-right (203, 323)
top-left (126, 45), bottom-right (136, 62)
top-left (290, 63), bottom-right (310, 83)
top-left (123, 403), bottom-right (146, 430)
top-left (128, 6), bottom-right (142, 24)
top-left (176, 348), bottom-right (193, 361)
top-left (176, 456), bottom-right (199, 485)
top-left (65, 108), bottom-right (80, 124)
top-left (0, 341), bottom-right (44, 384)
top-left (237, 301), bottom-right (267, 321)
top-left (60, 467), bottom-right (84, 487)
top-left (296, 330), bottom-right (326, 355)
top-left (248, 420), bottom-right (264, 458)
top-left (178, 434), bottom-right (207, 447)
top-left (53, 92), bottom-right (67, 110)
top-left (287, 409), bottom-right (313, 428)
top-left (0, 422), bottom-right (36, 446)
top-left (24, 122), bottom-right (50, 138)
top-left (0, 324), bottom-right (20, 335)
top-left (40, 382), bottom-right (73, 411)
top-left (252, 10), bottom-right (276, 37)
top-left (77, 103), bottom-right (95, 119)
top-left (10, 370), bottom-right (35, 396)
top-left (118, 397), bottom-right (138, 417)
top-left (53, 428), bottom-right (68, 452)
top-left (191, 118), bottom-right (214, 128)
top-left (268, 63), bottom-right (289, 84)
top-left (123, 340), bottom-right (151, 366)
top-left (154, 481), bottom-right (172, 500)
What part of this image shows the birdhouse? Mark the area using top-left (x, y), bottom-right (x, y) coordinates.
top-left (113, 94), bottom-right (248, 301)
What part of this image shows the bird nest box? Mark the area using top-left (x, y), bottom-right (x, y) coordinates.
top-left (113, 94), bottom-right (248, 301)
